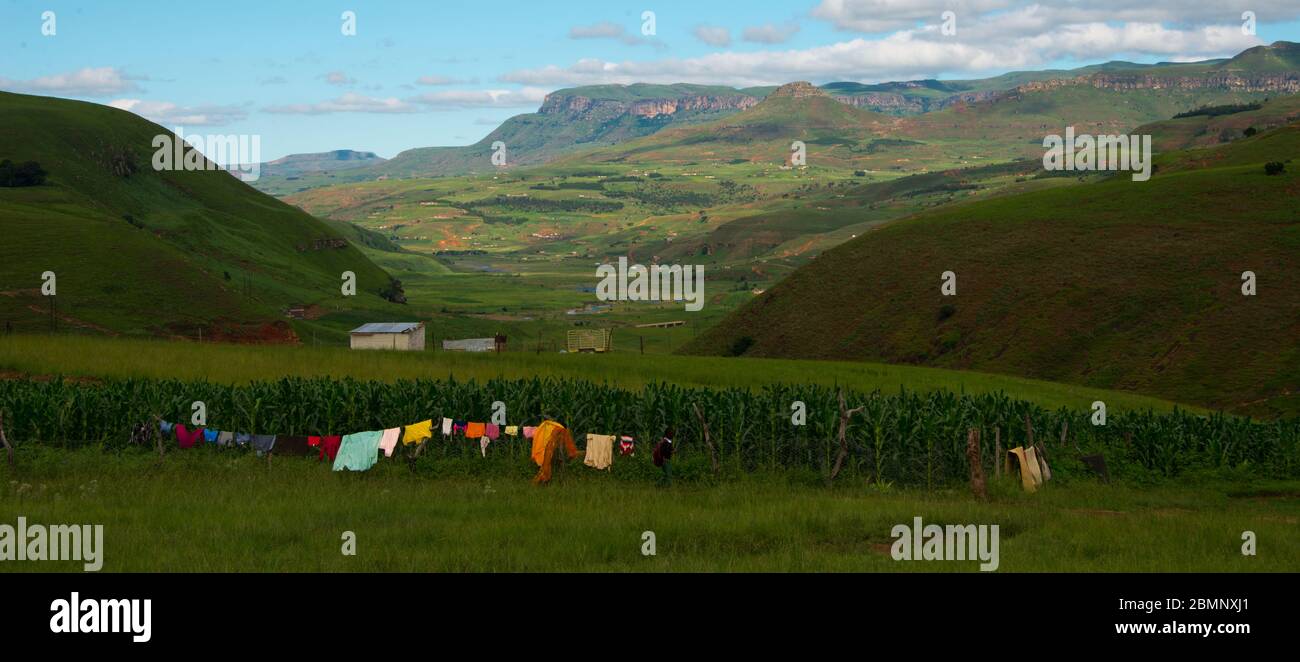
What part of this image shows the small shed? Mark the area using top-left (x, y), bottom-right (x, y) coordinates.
top-left (350, 322), bottom-right (426, 351)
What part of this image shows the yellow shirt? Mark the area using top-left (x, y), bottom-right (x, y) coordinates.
top-left (403, 419), bottom-right (433, 445)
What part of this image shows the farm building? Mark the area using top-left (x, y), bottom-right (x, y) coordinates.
top-left (349, 322), bottom-right (426, 351)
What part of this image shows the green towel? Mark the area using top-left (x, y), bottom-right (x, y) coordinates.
top-left (333, 430), bottom-right (383, 472)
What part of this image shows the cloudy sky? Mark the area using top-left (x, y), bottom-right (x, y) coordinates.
top-left (2, 0), bottom-right (1297, 160)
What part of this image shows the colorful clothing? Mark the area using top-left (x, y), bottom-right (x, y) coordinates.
top-left (523, 426), bottom-right (537, 439)
top-left (252, 435), bottom-right (276, 455)
top-left (174, 424), bottom-right (204, 449)
top-left (441, 418), bottom-right (453, 436)
top-left (530, 421), bottom-right (578, 484)
top-left (453, 420), bottom-right (467, 435)
top-left (235, 433), bottom-right (252, 447)
top-left (272, 435), bottom-right (312, 457)
top-left (505, 426), bottom-right (520, 437)
top-left (465, 422), bottom-right (486, 439)
top-left (480, 436), bottom-right (490, 457)
top-left (334, 431), bottom-right (383, 472)
top-left (485, 424), bottom-right (501, 440)
top-left (204, 429), bottom-right (220, 444)
top-left (403, 419), bottom-right (433, 446)
top-left (311, 435), bottom-right (343, 461)
top-left (159, 420), bottom-right (174, 436)
top-left (217, 431), bottom-right (235, 447)
top-left (584, 434), bottom-right (615, 470)
top-left (378, 428), bottom-right (401, 457)
top-left (619, 435), bottom-right (635, 455)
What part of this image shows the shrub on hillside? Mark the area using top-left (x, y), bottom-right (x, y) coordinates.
top-left (729, 335), bottom-right (755, 357)
top-left (0, 159), bottom-right (48, 187)
top-left (1265, 162), bottom-right (1285, 176)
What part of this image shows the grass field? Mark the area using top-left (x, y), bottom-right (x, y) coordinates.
top-left (0, 334), bottom-right (1190, 413)
top-left (1, 448), bottom-right (1295, 572)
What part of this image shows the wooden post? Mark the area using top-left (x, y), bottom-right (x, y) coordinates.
top-left (0, 411), bottom-right (14, 468)
top-left (152, 415), bottom-right (166, 462)
top-left (966, 428), bottom-right (986, 500)
top-left (691, 402), bottom-right (720, 475)
top-left (829, 390), bottom-right (865, 484)
top-left (995, 426), bottom-right (1004, 478)
top-left (1060, 420), bottom-right (1069, 448)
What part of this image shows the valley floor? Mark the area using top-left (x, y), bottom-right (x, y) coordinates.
top-left (0, 334), bottom-right (1189, 413)
top-left (1, 449), bottom-right (1295, 572)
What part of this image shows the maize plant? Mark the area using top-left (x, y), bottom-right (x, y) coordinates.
top-left (0, 376), bottom-right (1296, 485)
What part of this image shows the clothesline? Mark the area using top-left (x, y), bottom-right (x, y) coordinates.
top-left (153, 416), bottom-right (640, 476)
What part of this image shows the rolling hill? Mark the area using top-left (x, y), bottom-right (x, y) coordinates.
top-left (0, 91), bottom-right (400, 341)
top-left (682, 122), bottom-right (1300, 418)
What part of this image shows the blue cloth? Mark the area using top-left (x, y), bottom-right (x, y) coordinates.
top-left (235, 433), bottom-right (252, 447)
top-left (204, 429), bottom-right (219, 443)
top-left (159, 420), bottom-right (174, 435)
top-left (333, 430), bottom-right (383, 472)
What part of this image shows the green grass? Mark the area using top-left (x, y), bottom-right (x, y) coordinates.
top-left (0, 334), bottom-right (1191, 413)
top-left (2, 448), bottom-right (1295, 572)
top-left (684, 123), bottom-right (1300, 418)
top-left (0, 91), bottom-right (399, 338)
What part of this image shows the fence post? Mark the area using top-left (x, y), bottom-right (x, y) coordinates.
top-left (829, 390), bottom-right (864, 484)
top-left (0, 411), bottom-right (13, 468)
top-left (966, 428), bottom-right (986, 500)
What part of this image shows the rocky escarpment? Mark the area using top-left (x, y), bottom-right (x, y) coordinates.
top-left (539, 92), bottom-right (760, 121)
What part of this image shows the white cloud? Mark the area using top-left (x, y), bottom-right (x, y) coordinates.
top-left (260, 87), bottom-right (548, 115)
top-left (569, 20), bottom-right (659, 47)
top-left (416, 75), bottom-right (476, 86)
top-left (323, 71), bottom-right (356, 86)
top-left (108, 99), bottom-right (248, 127)
top-left (503, 5), bottom-right (1269, 88)
top-left (263, 93), bottom-right (420, 115)
top-left (811, 0), bottom-right (1300, 34)
top-left (742, 23), bottom-right (800, 44)
top-left (0, 67), bottom-right (142, 97)
top-left (693, 25), bottom-right (731, 47)
top-left (410, 87), bottom-right (549, 109)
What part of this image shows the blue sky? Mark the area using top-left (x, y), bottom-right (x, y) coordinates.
top-left (3, 0), bottom-right (1298, 160)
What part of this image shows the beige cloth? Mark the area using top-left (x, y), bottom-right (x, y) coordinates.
top-left (584, 434), bottom-right (615, 470)
top-left (1009, 447), bottom-right (1043, 492)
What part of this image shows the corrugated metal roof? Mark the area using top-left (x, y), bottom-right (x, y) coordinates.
top-left (350, 322), bottom-right (422, 334)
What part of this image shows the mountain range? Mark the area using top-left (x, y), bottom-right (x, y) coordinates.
top-left (251, 41), bottom-right (1300, 194)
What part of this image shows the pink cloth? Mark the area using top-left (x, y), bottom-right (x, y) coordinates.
top-left (174, 424), bottom-right (205, 449)
top-left (379, 428), bottom-right (401, 457)
top-left (486, 424), bottom-right (500, 440)
top-left (523, 426), bottom-right (537, 439)
top-left (480, 436), bottom-right (490, 457)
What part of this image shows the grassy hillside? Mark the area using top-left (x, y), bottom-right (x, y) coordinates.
top-left (683, 123), bottom-right (1300, 418)
top-left (0, 91), bottom-right (398, 339)
top-left (1135, 96), bottom-right (1300, 152)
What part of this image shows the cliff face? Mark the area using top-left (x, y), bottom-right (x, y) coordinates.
top-left (539, 92), bottom-right (760, 121)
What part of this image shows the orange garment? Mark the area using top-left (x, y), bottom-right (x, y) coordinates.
top-left (465, 422), bottom-right (486, 438)
top-left (530, 420), bottom-right (578, 484)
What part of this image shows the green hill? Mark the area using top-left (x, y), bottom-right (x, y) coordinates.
top-left (0, 91), bottom-right (399, 340)
top-left (682, 123), bottom-right (1300, 418)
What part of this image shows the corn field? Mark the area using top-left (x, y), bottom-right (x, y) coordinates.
top-left (1, 376), bottom-right (1297, 484)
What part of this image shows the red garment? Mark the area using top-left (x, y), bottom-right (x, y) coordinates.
top-left (175, 424), bottom-right (205, 449)
top-left (311, 435), bottom-right (343, 461)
